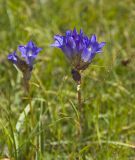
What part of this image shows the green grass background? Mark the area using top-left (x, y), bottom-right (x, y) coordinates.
top-left (0, 0), bottom-right (135, 159)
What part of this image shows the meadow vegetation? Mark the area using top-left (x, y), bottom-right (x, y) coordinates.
top-left (0, 0), bottom-right (135, 159)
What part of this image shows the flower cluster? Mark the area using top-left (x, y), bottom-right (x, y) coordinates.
top-left (8, 29), bottom-right (106, 87)
top-left (8, 41), bottom-right (42, 69)
top-left (51, 28), bottom-right (106, 71)
top-left (8, 41), bottom-right (42, 91)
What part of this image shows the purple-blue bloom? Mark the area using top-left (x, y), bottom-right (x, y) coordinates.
top-left (8, 41), bottom-right (42, 69)
top-left (8, 41), bottom-right (42, 91)
top-left (51, 28), bottom-right (106, 70)
top-left (18, 41), bottom-right (42, 66)
top-left (8, 51), bottom-right (18, 63)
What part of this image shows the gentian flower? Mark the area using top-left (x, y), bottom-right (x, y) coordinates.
top-left (8, 41), bottom-right (42, 91)
top-left (18, 41), bottom-right (42, 68)
top-left (51, 28), bottom-right (106, 71)
top-left (8, 51), bottom-right (18, 63)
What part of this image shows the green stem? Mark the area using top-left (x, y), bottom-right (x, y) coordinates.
top-left (77, 81), bottom-right (81, 111)
top-left (77, 80), bottom-right (82, 135)
top-left (25, 79), bottom-right (34, 128)
top-left (28, 91), bottom-right (34, 128)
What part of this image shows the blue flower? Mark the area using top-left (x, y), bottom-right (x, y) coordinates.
top-left (8, 41), bottom-right (42, 68)
top-left (51, 28), bottom-right (106, 70)
top-left (18, 41), bottom-right (42, 67)
top-left (8, 51), bottom-right (18, 63)
top-left (8, 41), bottom-right (42, 91)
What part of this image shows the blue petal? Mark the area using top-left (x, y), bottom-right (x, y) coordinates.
top-left (8, 51), bottom-right (18, 63)
top-left (27, 56), bottom-right (34, 65)
top-left (66, 30), bottom-right (72, 36)
top-left (98, 42), bottom-right (106, 49)
top-left (18, 45), bottom-right (27, 58)
top-left (77, 40), bottom-right (84, 52)
top-left (81, 48), bottom-right (93, 62)
top-left (90, 34), bottom-right (96, 43)
top-left (51, 41), bottom-right (61, 48)
top-left (27, 41), bottom-right (35, 49)
top-left (54, 35), bottom-right (63, 45)
top-left (32, 47), bottom-right (42, 58)
top-left (51, 35), bottom-right (63, 48)
top-left (36, 47), bottom-right (42, 54)
top-left (93, 42), bottom-right (106, 54)
top-left (80, 29), bottom-right (83, 35)
top-left (73, 28), bottom-right (78, 36)
top-left (62, 46), bottom-right (73, 59)
top-left (67, 37), bottom-right (76, 49)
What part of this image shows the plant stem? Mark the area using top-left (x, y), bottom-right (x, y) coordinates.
top-left (77, 80), bottom-right (82, 135)
top-left (25, 80), bottom-right (34, 128)
top-left (71, 69), bottom-right (83, 136)
top-left (28, 90), bottom-right (34, 128)
top-left (28, 86), bottom-right (36, 159)
top-left (77, 81), bottom-right (82, 112)
top-left (23, 71), bottom-right (33, 121)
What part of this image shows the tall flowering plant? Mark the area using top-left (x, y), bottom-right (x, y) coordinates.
top-left (51, 28), bottom-right (106, 133)
top-left (8, 41), bottom-right (42, 132)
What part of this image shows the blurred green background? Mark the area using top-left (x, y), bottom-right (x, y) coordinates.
top-left (0, 0), bottom-right (135, 159)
